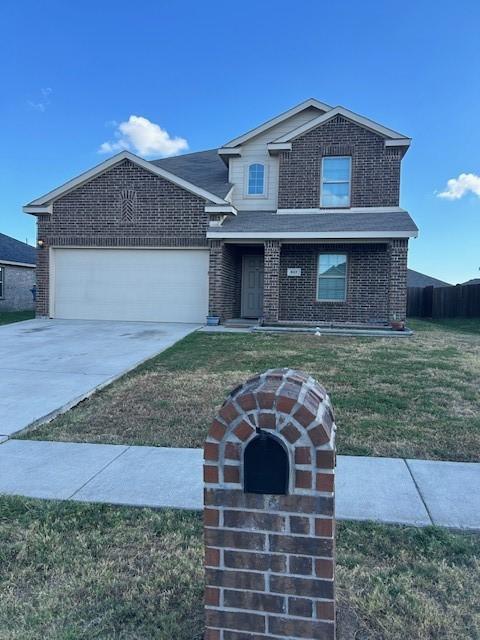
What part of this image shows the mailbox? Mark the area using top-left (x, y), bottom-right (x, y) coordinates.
top-left (204, 368), bottom-right (337, 640)
top-left (244, 429), bottom-right (289, 495)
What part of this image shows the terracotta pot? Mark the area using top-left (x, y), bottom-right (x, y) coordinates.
top-left (390, 320), bottom-right (405, 331)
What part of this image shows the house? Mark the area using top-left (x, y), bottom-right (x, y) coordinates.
top-left (407, 269), bottom-right (451, 288)
top-left (23, 98), bottom-right (418, 326)
top-left (0, 232), bottom-right (36, 312)
top-left (462, 278), bottom-right (480, 286)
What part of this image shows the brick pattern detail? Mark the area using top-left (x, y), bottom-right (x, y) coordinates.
top-left (263, 241), bottom-right (281, 323)
top-left (35, 159), bottom-right (209, 316)
top-left (204, 369), bottom-right (336, 640)
top-left (278, 115), bottom-right (402, 209)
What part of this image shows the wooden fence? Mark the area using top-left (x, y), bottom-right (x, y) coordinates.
top-left (407, 284), bottom-right (480, 318)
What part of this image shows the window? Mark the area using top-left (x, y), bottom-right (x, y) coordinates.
top-left (0, 266), bottom-right (4, 299)
top-left (247, 163), bottom-right (265, 195)
top-left (321, 156), bottom-right (351, 207)
top-left (317, 254), bottom-right (347, 301)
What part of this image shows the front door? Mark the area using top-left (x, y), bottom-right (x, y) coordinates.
top-left (241, 254), bottom-right (264, 318)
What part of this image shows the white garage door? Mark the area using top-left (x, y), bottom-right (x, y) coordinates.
top-left (51, 248), bottom-right (209, 323)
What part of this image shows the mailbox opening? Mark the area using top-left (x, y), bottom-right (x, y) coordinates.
top-left (244, 429), bottom-right (289, 495)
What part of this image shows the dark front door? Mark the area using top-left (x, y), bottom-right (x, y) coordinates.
top-left (241, 254), bottom-right (264, 318)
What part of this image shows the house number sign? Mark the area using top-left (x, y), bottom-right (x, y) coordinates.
top-left (287, 268), bottom-right (302, 277)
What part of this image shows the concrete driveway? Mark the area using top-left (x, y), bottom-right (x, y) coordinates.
top-left (0, 319), bottom-right (198, 438)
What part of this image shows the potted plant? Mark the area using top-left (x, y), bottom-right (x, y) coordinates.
top-left (206, 315), bottom-right (220, 326)
top-left (390, 313), bottom-right (405, 331)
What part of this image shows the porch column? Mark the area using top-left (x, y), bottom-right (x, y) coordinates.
top-left (209, 240), bottom-right (224, 319)
top-left (388, 239), bottom-right (408, 322)
top-left (263, 240), bottom-right (281, 323)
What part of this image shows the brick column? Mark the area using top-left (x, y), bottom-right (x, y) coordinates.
top-left (264, 240), bottom-right (281, 324)
top-left (209, 240), bottom-right (224, 318)
top-left (388, 239), bottom-right (408, 322)
top-left (35, 215), bottom-right (50, 317)
top-left (204, 368), bottom-right (337, 640)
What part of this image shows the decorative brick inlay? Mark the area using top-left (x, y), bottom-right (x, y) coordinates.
top-left (204, 369), bottom-right (337, 640)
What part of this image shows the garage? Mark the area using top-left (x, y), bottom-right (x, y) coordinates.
top-left (50, 248), bottom-right (209, 323)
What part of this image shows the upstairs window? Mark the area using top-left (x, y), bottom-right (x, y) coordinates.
top-left (247, 163), bottom-right (265, 195)
top-left (0, 266), bottom-right (4, 298)
top-left (321, 156), bottom-right (351, 207)
top-left (317, 254), bottom-right (347, 301)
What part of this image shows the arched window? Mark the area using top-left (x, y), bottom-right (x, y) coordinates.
top-left (247, 163), bottom-right (265, 195)
top-left (244, 430), bottom-right (289, 495)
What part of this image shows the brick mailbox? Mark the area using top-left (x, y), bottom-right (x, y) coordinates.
top-left (204, 368), bottom-right (337, 640)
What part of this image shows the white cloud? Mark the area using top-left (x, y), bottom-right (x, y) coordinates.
top-left (99, 115), bottom-right (188, 157)
top-left (437, 172), bottom-right (480, 200)
top-left (28, 87), bottom-right (52, 112)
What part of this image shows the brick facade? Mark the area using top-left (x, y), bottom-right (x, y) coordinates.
top-left (278, 115), bottom-right (402, 209)
top-left (204, 369), bottom-right (337, 639)
top-left (35, 159), bottom-right (208, 316)
top-left (208, 239), bottom-right (408, 325)
top-left (279, 242), bottom-right (392, 324)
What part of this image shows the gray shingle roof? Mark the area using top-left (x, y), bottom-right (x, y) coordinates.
top-left (0, 233), bottom-right (36, 265)
top-left (462, 278), bottom-right (480, 286)
top-left (208, 210), bottom-right (418, 235)
top-left (407, 269), bottom-right (451, 288)
top-left (150, 149), bottom-right (231, 199)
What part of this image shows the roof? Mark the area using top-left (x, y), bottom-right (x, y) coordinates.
top-left (151, 149), bottom-right (231, 199)
top-left (24, 150), bottom-right (228, 214)
top-left (462, 278), bottom-right (480, 286)
top-left (207, 209), bottom-right (418, 239)
top-left (221, 98), bottom-right (331, 148)
top-left (0, 232), bottom-right (36, 265)
top-left (273, 106), bottom-right (410, 146)
top-left (407, 269), bottom-right (451, 288)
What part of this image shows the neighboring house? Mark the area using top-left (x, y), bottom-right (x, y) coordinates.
top-left (462, 278), bottom-right (480, 286)
top-left (23, 98), bottom-right (418, 325)
top-left (0, 233), bottom-right (36, 312)
top-left (407, 269), bottom-right (451, 288)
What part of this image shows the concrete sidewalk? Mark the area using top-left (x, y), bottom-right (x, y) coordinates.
top-left (0, 439), bottom-right (478, 531)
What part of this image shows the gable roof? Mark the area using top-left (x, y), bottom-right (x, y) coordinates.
top-left (24, 150), bottom-right (228, 215)
top-left (274, 106), bottom-right (410, 145)
top-left (462, 278), bottom-right (480, 286)
top-left (151, 149), bottom-right (231, 199)
top-left (407, 269), bottom-right (451, 288)
top-left (221, 98), bottom-right (332, 148)
top-left (0, 232), bottom-right (36, 265)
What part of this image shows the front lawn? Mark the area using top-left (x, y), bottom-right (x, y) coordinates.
top-left (0, 310), bottom-right (35, 325)
top-left (21, 318), bottom-right (480, 461)
top-left (0, 496), bottom-right (478, 640)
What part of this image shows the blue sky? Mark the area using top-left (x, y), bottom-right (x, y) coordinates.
top-left (1, 0), bottom-right (479, 284)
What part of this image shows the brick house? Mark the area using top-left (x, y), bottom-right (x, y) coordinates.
top-left (0, 232), bottom-right (36, 312)
top-left (24, 99), bottom-right (417, 326)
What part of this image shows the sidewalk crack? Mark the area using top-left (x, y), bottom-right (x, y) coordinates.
top-left (404, 459), bottom-right (434, 525)
top-left (68, 446), bottom-right (131, 500)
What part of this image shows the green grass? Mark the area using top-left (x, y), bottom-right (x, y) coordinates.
top-left (0, 496), bottom-right (478, 640)
top-left (22, 318), bottom-right (480, 461)
top-left (0, 310), bottom-right (35, 325)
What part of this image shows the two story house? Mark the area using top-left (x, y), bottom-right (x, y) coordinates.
top-left (24, 99), bottom-right (417, 326)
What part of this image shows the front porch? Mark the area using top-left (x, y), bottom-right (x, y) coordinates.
top-left (208, 239), bottom-right (408, 327)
